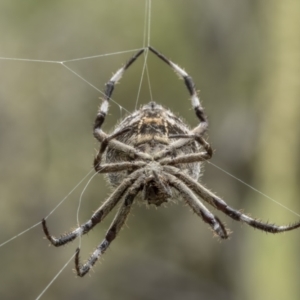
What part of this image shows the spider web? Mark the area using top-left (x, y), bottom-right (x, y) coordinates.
top-left (0, 1), bottom-right (300, 300)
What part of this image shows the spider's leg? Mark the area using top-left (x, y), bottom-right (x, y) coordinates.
top-left (93, 49), bottom-right (144, 135)
top-left (42, 169), bottom-right (144, 246)
top-left (94, 130), bottom-right (152, 163)
top-left (93, 49), bottom-right (147, 165)
top-left (164, 172), bottom-right (228, 239)
top-left (160, 152), bottom-right (210, 166)
top-left (169, 134), bottom-right (212, 157)
top-left (165, 165), bottom-right (300, 234)
top-left (148, 46), bottom-right (208, 135)
top-left (160, 134), bottom-right (213, 165)
top-left (96, 161), bottom-right (146, 173)
top-left (148, 47), bottom-right (208, 160)
top-left (94, 127), bottom-right (132, 171)
top-left (75, 175), bottom-right (145, 277)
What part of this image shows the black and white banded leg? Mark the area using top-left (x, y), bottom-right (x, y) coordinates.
top-left (148, 46), bottom-right (208, 135)
top-left (148, 47), bottom-right (208, 160)
top-left (75, 175), bottom-right (145, 277)
top-left (164, 172), bottom-right (228, 239)
top-left (93, 49), bottom-right (145, 140)
top-left (42, 169), bottom-right (144, 246)
top-left (164, 165), bottom-right (300, 233)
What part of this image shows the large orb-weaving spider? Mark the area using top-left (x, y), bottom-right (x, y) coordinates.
top-left (42, 46), bottom-right (300, 277)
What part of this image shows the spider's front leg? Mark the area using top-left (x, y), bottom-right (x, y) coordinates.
top-left (75, 174), bottom-right (145, 277)
top-left (93, 48), bottom-right (144, 147)
top-left (149, 46), bottom-right (209, 161)
top-left (93, 48), bottom-right (144, 136)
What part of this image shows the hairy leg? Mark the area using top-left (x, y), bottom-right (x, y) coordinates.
top-left (75, 174), bottom-right (145, 276)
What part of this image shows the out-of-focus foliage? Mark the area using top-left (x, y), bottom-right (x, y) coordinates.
top-left (0, 1), bottom-right (299, 299)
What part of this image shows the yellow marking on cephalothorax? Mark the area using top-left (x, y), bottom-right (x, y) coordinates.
top-left (136, 134), bottom-right (170, 145)
top-left (141, 117), bottom-right (164, 125)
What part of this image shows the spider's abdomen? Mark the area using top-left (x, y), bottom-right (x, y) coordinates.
top-left (104, 102), bottom-right (201, 190)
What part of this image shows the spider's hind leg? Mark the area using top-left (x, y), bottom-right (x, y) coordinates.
top-left (165, 172), bottom-right (229, 239)
top-left (42, 169), bottom-right (144, 247)
top-left (166, 165), bottom-right (300, 234)
top-left (75, 174), bottom-right (145, 277)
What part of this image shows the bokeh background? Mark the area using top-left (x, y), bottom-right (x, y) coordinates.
top-left (1, 0), bottom-right (300, 299)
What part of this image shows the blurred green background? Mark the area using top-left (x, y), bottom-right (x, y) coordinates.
top-left (1, 0), bottom-right (300, 299)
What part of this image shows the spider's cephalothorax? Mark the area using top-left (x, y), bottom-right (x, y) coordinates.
top-left (42, 46), bottom-right (300, 277)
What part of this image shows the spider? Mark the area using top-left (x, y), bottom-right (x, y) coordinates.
top-left (42, 46), bottom-right (300, 277)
